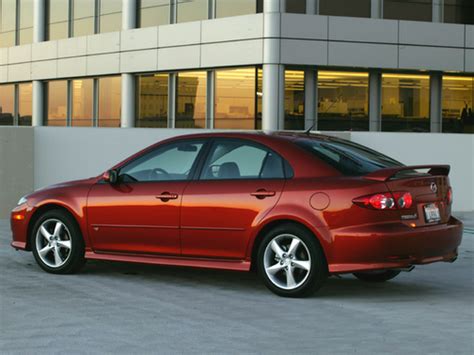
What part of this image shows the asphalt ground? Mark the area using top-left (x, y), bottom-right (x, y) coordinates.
top-left (1, 216), bottom-right (473, 354)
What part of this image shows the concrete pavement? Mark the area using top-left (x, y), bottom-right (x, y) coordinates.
top-left (1, 215), bottom-right (473, 354)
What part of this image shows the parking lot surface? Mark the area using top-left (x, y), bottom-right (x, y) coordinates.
top-left (1, 217), bottom-right (473, 354)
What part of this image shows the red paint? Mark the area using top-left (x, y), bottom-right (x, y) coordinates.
top-left (11, 132), bottom-right (463, 274)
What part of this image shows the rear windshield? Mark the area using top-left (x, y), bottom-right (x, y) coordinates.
top-left (295, 137), bottom-right (403, 176)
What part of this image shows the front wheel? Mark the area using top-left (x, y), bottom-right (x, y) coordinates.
top-left (257, 223), bottom-right (328, 298)
top-left (353, 270), bottom-right (401, 282)
top-left (31, 209), bottom-right (86, 274)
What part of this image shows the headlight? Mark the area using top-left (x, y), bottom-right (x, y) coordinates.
top-left (17, 196), bottom-right (28, 206)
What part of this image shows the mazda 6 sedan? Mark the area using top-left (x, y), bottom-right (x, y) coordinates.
top-left (11, 132), bottom-right (463, 297)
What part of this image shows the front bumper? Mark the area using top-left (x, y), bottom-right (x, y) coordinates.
top-left (10, 204), bottom-right (33, 250)
top-left (328, 216), bottom-right (463, 274)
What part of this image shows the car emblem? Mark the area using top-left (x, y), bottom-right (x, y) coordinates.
top-left (430, 182), bottom-right (438, 193)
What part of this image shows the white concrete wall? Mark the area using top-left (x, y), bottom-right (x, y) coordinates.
top-left (32, 128), bottom-right (474, 212)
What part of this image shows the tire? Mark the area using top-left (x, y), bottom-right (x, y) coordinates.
top-left (31, 209), bottom-right (86, 274)
top-left (353, 270), bottom-right (401, 282)
top-left (257, 223), bottom-right (328, 298)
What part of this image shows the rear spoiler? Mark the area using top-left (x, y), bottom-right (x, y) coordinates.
top-left (364, 165), bottom-right (450, 182)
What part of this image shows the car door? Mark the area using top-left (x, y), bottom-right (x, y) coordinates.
top-left (180, 138), bottom-right (288, 259)
top-left (87, 139), bottom-right (206, 255)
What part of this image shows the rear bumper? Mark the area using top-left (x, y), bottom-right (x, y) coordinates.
top-left (328, 216), bottom-right (463, 274)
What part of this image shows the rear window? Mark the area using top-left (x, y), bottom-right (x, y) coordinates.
top-left (295, 137), bottom-right (403, 176)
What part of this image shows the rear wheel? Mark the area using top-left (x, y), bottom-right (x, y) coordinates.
top-left (353, 270), bottom-right (400, 282)
top-left (31, 209), bottom-right (85, 274)
top-left (257, 223), bottom-right (327, 298)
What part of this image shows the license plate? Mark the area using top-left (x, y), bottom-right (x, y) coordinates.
top-left (424, 203), bottom-right (441, 223)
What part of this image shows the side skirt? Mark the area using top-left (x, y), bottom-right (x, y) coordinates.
top-left (85, 251), bottom-right (251, 272)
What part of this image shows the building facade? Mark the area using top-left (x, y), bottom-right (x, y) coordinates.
top-left (0, 0), bottom-right (473, 134)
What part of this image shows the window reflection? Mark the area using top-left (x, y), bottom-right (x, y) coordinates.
top-left (18, 0), bottom-right (33, 45)
top-left (177, 0), bottom-right (208, 23)
top-left (46, 80), bottom-right (68, 126)
top-left (442, 76), bottom-right (474, 133)
top-left (320, 0), bottom-right (371, 18)
top-left (176, 71), bottom-right (206, 128)
top-left (99, 76), bottom-right (121, 127)
top-left (99, 0), bottom-right (122, 33)
top-left (286, 0), bottom-right (306, 13)
top-left (47, 0), bottom-right (69, 40)
top-left (216, 0), bottom-right (257, 18)
top-left (18, 83), bottom-right (32, 126)
top-left (384, 0), bottom-right (432, 22)
top-left (444, 0), bottom-right (474, 25)
top-left (0, 85), bottom-right (15, 125)
top-left (136, 74), bottom-right (169, 128)
top-left (215, 67), bottom-right (256, 129)
top-left (139, 0), bottom-right (170, 27)
top-left (0, 0), bottom-right (17, 47)
top-left (73, 0), bottom-right (95, 37)
top-left (382, 74), bottom-right (430, 132)
top-left (318, 71), bottom-right (369, 131)
top-left (256, 68), bottom-right (262, 129)
top-left (284, 70), bottom-right (304, 130)
top-left (72, 79), bottom-right (93, 126)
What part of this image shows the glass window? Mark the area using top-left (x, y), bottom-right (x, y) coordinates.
top-left (139, 0), bottom-right (170, 27)
top-left (0, 84), bottom-right (15, 125)
top-left (18, 83), bottom-right (32, 126)
top-left (320, 0), bottom-right (371, 18)
top-left (46, 80), bottom-right (68, 126)
top-left (201, 140), bottom-right (284, 180)
top-left (72, 79), bottom-right (93, 126)
top-left (120, 140), bottom-right (205, 182)
top-left (285, 70), bottom-right (304, 130)
top-left (444, 0), bottom-right (474, 25)
top-left (256, 67), bottom-right (262, 129)
top-left (99, 0), bottom-right (122, 33)
top-left (73, 0), bottom-right (95, 37)
top-left (136, 74), bottom-right (168, 128)
top-left (216, 0), bottom-right (256, 18)
top-left (47, 0), bottom-right (69, 40)
top-left (384, 0), bottom-right (432, 22)
top-left (18, 0), bottom-right (33, 45)
top-left (98, 76), bottom-right (121, 127)
top-left (318, 71), bottom-right (369, 131)
top-left (286, 0), bottom-right (306, 13)
top-left (177, 0), bottom-right (208, 23)
top-left (442, 76), bottom-right (474, 134)
top-left (215, 67), bottom-right (256, 129)
top-left (0, 0), bottom-right (17, 47)
top-left (176, 71), bottom-right (206, 128)
top-left (382, 74), bottom-right (430, 132)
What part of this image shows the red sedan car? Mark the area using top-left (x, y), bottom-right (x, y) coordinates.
top-left (11, 132), bottom-right (463, 297)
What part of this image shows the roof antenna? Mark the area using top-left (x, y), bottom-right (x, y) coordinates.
top-left (304, 124), bottom-right (314, 135)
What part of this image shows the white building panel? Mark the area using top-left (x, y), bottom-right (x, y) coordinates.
top-left (8, 45), bottom-right (31, 64)
top-left (280, 14), bottom-right (327, 40)
top-left (121, 27), bottom-right (159, 51)
top-left (57, 37), bottom-right (87, 58)
top-left (399, 21), bottom-right (465, 47)
top-left (201, 39), bottom-right (263, 68)
top-left (280, 39), bottom-right (327, 65)
top-left (32, 41), bottom-right (57, 61)
top-left (465, 49), bottom-right (474, 72)
top-left (328, 16), bottom-right (398, 44)
top-left (86, 53), bottom-right (120, 75)
top-left (32, 60), bottom-right (57, 80)
top-left (87, 32), bottom-right (120, 55)
top-left (328, 42), bottom-right (398, 68)
top-left (0, 48), bottom-right (7, 66)
top-left (120, 49), bottom-right (158, 73)
top-left (201, 14), bottom-right (263, 43)
top-left (0, 65), bottom-right (7, 82)
top-left (7, 63), bottom-right (31, 81)
top-left (398, 45), bottom-right (464, 71)
top-left (158, 45), bottom-right (201, 70)
top-left (159, 21), bottom-right (201, 47)
top-left (57, 56), bottom-right (87, 78)
top-left (466, 25), bottom-right (474, 48)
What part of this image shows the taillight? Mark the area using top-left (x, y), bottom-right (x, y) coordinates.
top-left (353, 192), bottom-right (413, 210)
top-left (447, 187), bottom-right (453, 205)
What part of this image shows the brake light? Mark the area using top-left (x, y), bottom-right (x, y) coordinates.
top-left (353, 192), bottom-right (413, 210)
top-left (447, 187), bottom-right (453, 205)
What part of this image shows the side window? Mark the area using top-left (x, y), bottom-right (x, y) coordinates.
top-left (120, 141), bottom-right (204, 182)
top-left (200, 140), bottom-right (285, 180)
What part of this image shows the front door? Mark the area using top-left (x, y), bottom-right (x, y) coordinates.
top-left (180, 139), bottom-right (287, 259)
top-left (87, 139), bottom-right (206, 255)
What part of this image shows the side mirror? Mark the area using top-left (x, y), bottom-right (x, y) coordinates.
top-left (102, 169), bottom-right (118, 184)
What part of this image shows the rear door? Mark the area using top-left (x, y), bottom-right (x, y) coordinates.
top-left (180, 139), bottom-right (287, 259)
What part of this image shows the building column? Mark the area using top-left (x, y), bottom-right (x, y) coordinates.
top-left (304, 68), bottom-right (317, 130)
top-left (206, 71), bottom-right (215, 129)
top-left (369, 70), bottom-right (382, 131)
top-left (32, 0), bottom-right (46, 127)
top-left (121, 0), bottom-right (137, 128)
top-left (262, 0), bottom-right (285, 131)
top-left (430, 72), bottom-right (443, 132)
top-left (432, 0), bottom-right (444, 23)
top-left (371, 0), bottom-right (383, 18)
top-left (306, 0), bottom-right (318, 14)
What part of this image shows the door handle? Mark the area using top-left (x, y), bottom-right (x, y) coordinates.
top-left (251, 189), bottom-right (276, 199)
top-left (155, 192), bottom-right (179, 202)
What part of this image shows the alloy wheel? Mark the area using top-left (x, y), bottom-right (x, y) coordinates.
top-left (35, 219), bottom-right (72, 268)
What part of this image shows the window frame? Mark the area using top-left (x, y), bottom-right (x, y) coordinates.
top-left (195, 138), bottom-right (292, 182)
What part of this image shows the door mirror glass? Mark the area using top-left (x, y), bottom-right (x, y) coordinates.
top-left (103, 169), bottom-right (118, 184)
